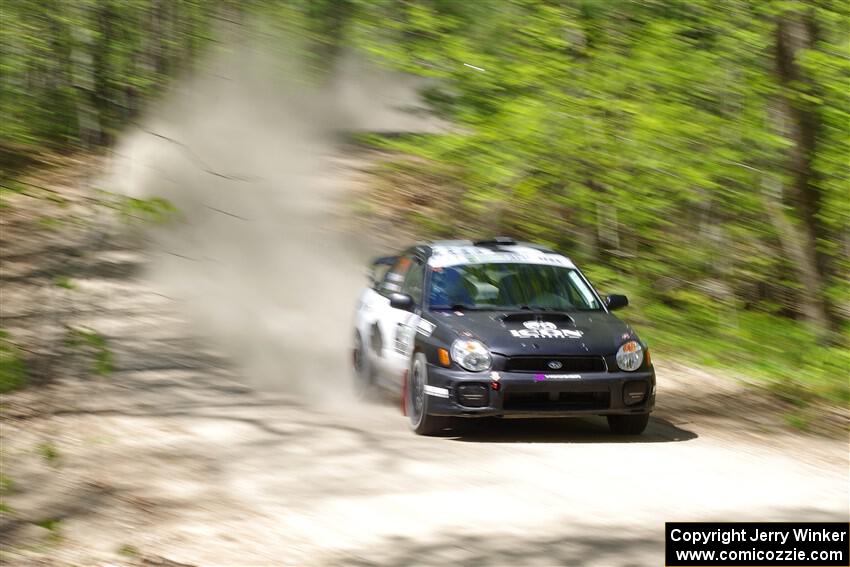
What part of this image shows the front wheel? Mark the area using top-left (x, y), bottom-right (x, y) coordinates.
top-left (607, 413), bottom-right (650, 435)
top-left (408, 353), bottom-right (451, 436)
top-left (352, 332), bottom-right (376, 400)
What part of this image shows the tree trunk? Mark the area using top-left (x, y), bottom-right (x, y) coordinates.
top-left (760, 172), bottom-right (830, 333)
top-left (770, 11), bottom-right (832, 333)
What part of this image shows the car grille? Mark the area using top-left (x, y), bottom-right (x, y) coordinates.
top-left (503, 391), bottom-right (610, 411)
top-left (503, 356), bottom-right (606, 373)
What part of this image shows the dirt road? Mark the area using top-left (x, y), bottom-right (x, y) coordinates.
top-left (1, 254), bottom-right (847, 567)
top-left (1, 40), bottom-right (847, 567)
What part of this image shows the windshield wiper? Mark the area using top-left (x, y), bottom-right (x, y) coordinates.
top-left (431, 304), bottom-right (481, 311)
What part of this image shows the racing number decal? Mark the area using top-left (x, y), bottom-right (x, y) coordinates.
top-left (393, 312), bottom-right (420, 356)
top-left (394, 322), bottom-right (415, 354)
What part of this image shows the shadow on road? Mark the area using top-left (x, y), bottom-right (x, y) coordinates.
top-left (325, 528), bottom-right (664, 567)
top-left (445, 415), bottom-right (697, 444)
top-left (320, 505), bottom-right (847, 567)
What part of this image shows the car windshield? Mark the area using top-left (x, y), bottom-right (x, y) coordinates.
top-left (428, 263), bottom-right (603, 311)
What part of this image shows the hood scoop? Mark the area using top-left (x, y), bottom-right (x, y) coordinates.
top-left (497, 312), bottom-right (576, 326)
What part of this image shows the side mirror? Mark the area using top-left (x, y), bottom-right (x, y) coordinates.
top-left (369, 256), bottom-right (397, 288)
top-left (372, 255), bottom-right (397, 267)
top-left (389, 292), bottom-right (415, 312)
top-left (605, 294), bottom-right (629, 311)
top-left (368, 255), bottom-right (397, 288)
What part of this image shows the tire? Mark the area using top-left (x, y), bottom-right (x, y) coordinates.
top-left (607, 413), bottom-right (650, 435)
top-left (408, 352), bottom-right (451, 436)
top-left (352, 332), bottom-right (376, 400)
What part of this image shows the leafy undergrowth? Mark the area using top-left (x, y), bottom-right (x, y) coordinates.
top-left (582, 266), bottom-right (850, 416)
top-left (0, 331), bottom-right (27, 393)
top-left (66, 328), bottom-right (114, 377)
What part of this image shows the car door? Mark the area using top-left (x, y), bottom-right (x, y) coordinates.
top-left (382, 259), bottom-right (425, 386)
top-left (377, 256), bottom-right (425, 391)
top-left (358, 255), bottom-right (422, 391)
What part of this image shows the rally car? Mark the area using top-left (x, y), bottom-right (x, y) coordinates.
top-left (352, 237), bottom-right (655, 435)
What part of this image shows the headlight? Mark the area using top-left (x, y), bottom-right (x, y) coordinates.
top-left (616, 340), bottom-right (644, 372)
top-left (451, 339), bottom-right (492, 372)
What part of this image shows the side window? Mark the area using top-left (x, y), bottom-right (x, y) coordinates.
top-left (379, 256), bottom-right (412, 296)
top-left (401, 260), bottom-right (425, 305)
top-left (567, 270), bottom-right (600, 309)
top-left (370, 261), bottom-right (393, 290)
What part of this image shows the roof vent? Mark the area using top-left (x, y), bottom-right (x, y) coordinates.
top-left (474, 236), bottom-right (516, 247)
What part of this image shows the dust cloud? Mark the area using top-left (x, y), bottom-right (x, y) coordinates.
top-left (104, 31), bottom-right (436, 402)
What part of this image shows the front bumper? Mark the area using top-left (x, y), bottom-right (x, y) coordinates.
top-left (424, 364), bottom-right (656, 418)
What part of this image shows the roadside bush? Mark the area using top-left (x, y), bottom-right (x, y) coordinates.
top-left (0, 330), bottom-right (27, 393)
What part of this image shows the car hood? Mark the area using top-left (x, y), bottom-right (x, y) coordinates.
top-left (432, 310), bottom-right (634, 356)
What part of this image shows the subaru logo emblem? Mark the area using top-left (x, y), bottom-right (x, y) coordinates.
top-left (547, 361), bottom-right (563, 369)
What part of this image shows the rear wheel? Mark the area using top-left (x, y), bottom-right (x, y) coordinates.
top-left (607, 413), bottom-right (650, 435)
top-left (352, 332), bottom-right (376, 399)
top-left (408, 353), bottom-right (451, 436)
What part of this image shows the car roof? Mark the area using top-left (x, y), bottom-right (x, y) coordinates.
top-left (421, 238), bottom-right (576, 269)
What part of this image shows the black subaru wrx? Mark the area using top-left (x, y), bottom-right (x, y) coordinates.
top-left (353, 237), bottom-right (656, 435)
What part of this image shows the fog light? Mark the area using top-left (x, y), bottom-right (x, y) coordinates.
top-left (623, 380), bottom-right (648, 405)
top-left (457, 383), bottom-right (489, 407)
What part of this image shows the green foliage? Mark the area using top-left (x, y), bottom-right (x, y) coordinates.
top-left (784, 411), bottom-right (810, 431)
top-left (0, 330), bottom-right (28, 393)
top-left (54, 276), bottom-right (76, 290)
top-left (345, 0), bottom-right (848, 329)
top-left (37, 217), bottom-right (65, 231)
top-left (118, 544), bottom-right (140, 557)
top-left (37, 442), bottom-right (60, 465)
top-left (0, 474), bottom-right (14, 494)
top-left (0, 0), bottom-right (219, 155)
top-left (35, 517), bottom-right (61, 531)
top-left (0, 472), bottom-right (14, 514)
top-left (67, 327), bottom-right (114, 376)
top-left (577, 260), bottom-right (848, 406)
top-left (112, 195), bottom-right (179, 225)
top-left (0, 186), bottom-right (21, 209)
top-left (34, 517), bottom-right (63, 543)
top-left (333, 0), bottom-right (849, 406)
top-left (630, 293), bottom-right (850, 405)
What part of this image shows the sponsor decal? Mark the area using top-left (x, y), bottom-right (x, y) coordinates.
top-left (534, 373), bottom-right (581, 381)
top-left (416, 319), bottom-right (436, 337)
top-left (510, 321), bottom-right (584, 339)
top-left (394, 322), bottom-right (416, 354)
top-left (429, 248), bottom-right (576, 269)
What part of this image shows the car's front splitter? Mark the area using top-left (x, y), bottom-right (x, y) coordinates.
top-left (423, 364), bottom-right (656, 418)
